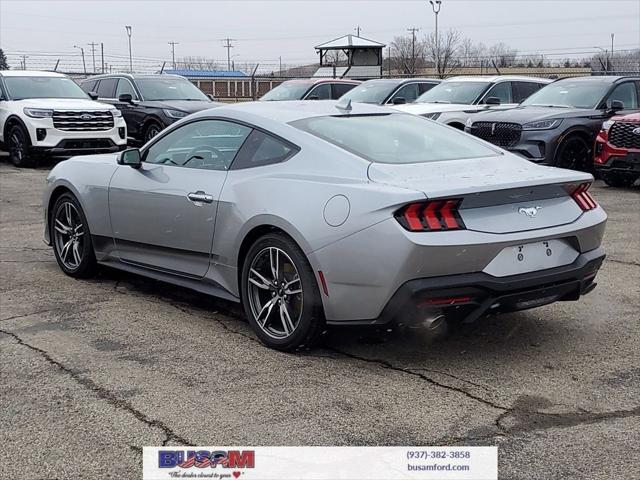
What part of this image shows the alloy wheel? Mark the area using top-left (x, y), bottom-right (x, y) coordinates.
top-left (53, 201), bottom-right (86, 270)
top-left (559, 138), bottom-right (588, 171)
top-left (145, 124), bottom-right (161, 142)
top-left (9, 131), bottom-right (26, 165)
top-left (247, 247), bottom-right (303, 339)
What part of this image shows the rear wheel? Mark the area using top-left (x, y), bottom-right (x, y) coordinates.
top-left (241, 233), bottom-right (325, 351)
top-left (601, 172), bottom-right (639, 187)
top-left (7, 125), bottom-right (35, 168)
top-left (555, 135), bottom-right (591, 172)
top-left (50, 193), bottom-right (97, 278)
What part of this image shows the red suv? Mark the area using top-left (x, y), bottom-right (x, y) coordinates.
top-left (594, 113), bottom-right (640, 187)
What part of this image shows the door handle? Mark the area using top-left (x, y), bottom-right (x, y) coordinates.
top-left (187, 191), bottom-right (214, 204)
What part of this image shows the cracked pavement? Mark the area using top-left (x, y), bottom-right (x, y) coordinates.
top-left (1, 159), bottom-right (639, 479)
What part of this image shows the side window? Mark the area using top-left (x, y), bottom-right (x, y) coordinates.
top-left (418, 82), bottom-right (437, 95)
top-left (306, 83), bottom-right (331, 100)
top-left (606, 82), bottom-right (638, 109)
top-left (332, 83), bottom-right (356, 99)
top-left (144, 120), bottom-right (252, 171)
top-left (232, 130), bottom-right (297, 170)
top-left (482, 82), bottom-right (513, 104)
top-left (513, 82), bottom-right (543, 103)
top-left (115, 79), bottom-right (138, 100)
top-left (390, 83), bottom-right (419, 103)
top-left (81, 80), bottom-right (97, 93)
top-left (96, 78), bottom-right (117, 98)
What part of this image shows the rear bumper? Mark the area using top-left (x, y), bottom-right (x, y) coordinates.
top-left (328, 247), bottom-right (605, 326)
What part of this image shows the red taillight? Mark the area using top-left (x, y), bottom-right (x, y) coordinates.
top-left (571, 182), bottom-right (597, 211)
top-left (396, 199), bottom-right (466, 231)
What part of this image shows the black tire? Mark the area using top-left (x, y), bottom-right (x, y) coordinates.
top-left (601, 172), bottom-right (639, 188)
top-left (7, 124), bottom-right (35, 168)
top-left (50, 193), bottom-right (97, 278)
top-left (554, 135), bottom-right (591, 172)
top-left (240, 233), bottom-right (325, 351)
top-left (143, 121), bottom-right (163, 143)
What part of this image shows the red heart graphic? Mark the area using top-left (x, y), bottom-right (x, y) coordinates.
top-left (232, 472), bottom-right (241, 479)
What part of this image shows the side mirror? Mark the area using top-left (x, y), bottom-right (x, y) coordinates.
top-left (391, 97), bottom-right (407, 105)
top-left (307, 95), bottom-right (320, 100)
top-left (88, 91), bottom-right (99, 100)
top-left (118, 93), bottom-right (134, 104)
top-left (117, 148), bottom-right (142, 169)
top-left (610, 100), bottom-right (624, 111)
top-left (484, 97), bottom-right (501, 105)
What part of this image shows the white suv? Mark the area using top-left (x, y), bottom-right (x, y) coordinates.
top-left (393, 75), bottom-right (551, 129)
top-left (0, 71), bottom-right (127, 167)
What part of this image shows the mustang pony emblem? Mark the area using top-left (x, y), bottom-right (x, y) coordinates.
top-left (518, 206), bottom-right (541, 218)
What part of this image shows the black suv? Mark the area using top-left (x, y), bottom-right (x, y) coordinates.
top-left (80, 74), bottom-right (221, 143)
top-left (465, 76), bottom-right (640, 171)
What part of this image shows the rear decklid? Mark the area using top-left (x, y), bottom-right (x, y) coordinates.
top-left (368, 154), bottom-right (594, 234)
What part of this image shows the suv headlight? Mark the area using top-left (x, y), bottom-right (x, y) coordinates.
top-left (601, 119), bottom-right (614, 132)
top-left (422, 112), bottom-right (441, 121)
top-left (23, 108), bottom-right (53, 118)
top-left (522, 119), bottom-right (563, 130)
top-left (111, 109), bottom-right (123, 117)
top-left (163, 109), bottom-right (188, 119)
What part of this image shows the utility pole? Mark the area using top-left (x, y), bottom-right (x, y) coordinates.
top-left (88, 42), bottom-right (98, 73)
top-left (125, 25), bottom-right (133, 73)
top-left (101, 43), bottom-right (104, 73)
top-left (388, 46), bottom-right (391, 76)
top-left (168, 41), bottom-right (179, 70)
top-left (20, 55), bottom-right (28, 69)
top-left (223, 38), bottom-right (235, 71)
top-left (74, 45), bottom-right (87, 75)
top-left (354, 25), bottom-right (361, 37)
top-left (610, 33), bottom-right (615, 72)
top-left (407, 27), bottom-right (419, 75)
top-left (429, 0), bottom-right (442, 76)
top-left (279, 56), bottom-right (282, 76)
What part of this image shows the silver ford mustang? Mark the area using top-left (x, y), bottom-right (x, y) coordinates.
top-left (43, 100), bottom-right (607, 351)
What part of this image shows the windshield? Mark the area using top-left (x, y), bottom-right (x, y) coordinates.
top-left (292, 113), bottom-right (498, 164)
top-left (260, 81), bottom-right (313, 101)
top-left (415, 81), bottom-right (489, 105)
top-left (339, 81), bottom-right (397, 104)
top-left (521, 81), bottom-right (610, 109)
top-left (4, 76), bottom-right (89, 100)
top-left (136, 77), bottom-right (209, 101)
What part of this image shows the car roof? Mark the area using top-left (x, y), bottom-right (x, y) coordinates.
top-left (280, 78), bottom-right (361, 85)
top-left (554, 75), bottom-right (640, 84)
top-left (192, 99), bottom-right (394, 124)
top-left (359, 78), bottom-right (440, 86)
top-left (444, 75), bottom-right (551, 83)
top-left (0, 70), bottom-right (69, 78)
top-left (82, 73), bottom-right (187, 81)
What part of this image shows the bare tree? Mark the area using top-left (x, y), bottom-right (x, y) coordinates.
top-left (425, 29), bottom-right (462, 77)
top-left (487, 42), bottom-right (518, 68)
top-left (178, 56), bottom-right (221, 70)
top-left (390, 35), bottom-right (426, 75)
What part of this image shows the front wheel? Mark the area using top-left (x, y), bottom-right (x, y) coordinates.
top-left (143, 121), bottom-right (163, 143)
top-left (8, 125), bottom-right (35, 168)
top-left (50, 193), bottom-right (97, 278)
top-left (554, 136), bottom-right (591, 172)
top-left (601, 172), bottom-right (639, 188)
top-left (241, 233), bottom-right (325, 351)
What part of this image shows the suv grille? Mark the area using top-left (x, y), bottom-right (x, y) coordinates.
top-left (470, 122), bottom-right (522, 148)
top-left (609, 122), bottom-right (640, 149)
top-left (52, 111), bottom-right (114, 131)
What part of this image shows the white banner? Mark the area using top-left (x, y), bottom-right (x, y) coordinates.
top-left (143, 446), bottom-right (497, 480)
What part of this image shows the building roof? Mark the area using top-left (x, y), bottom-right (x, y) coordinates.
top-left (0, 70), bottom-right (67, 77)
top-left (315, 34), bottom-right (385, 50)
top-left (163, 69), bottom-right (248, 78)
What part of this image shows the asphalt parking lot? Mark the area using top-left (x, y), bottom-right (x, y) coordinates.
top-left (1, 156), bottom-right (638, 480)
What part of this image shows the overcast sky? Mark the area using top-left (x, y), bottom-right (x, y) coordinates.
top-left (1, 0), bottom-right (639, 71)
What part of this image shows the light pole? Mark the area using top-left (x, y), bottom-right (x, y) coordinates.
top-left (429, 0), bottom-right (442, 76)
top-left (125, 25), bottom-right (133, 73)
top-left (74, 45), bottom-right (87, 76)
